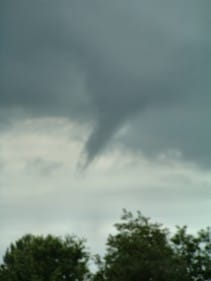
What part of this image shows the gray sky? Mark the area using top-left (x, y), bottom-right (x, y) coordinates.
top-left (1, 0), bottom-right (211, 259)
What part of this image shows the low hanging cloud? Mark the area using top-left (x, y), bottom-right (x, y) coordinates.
top-left (1, 0), bottom-right (210, 166)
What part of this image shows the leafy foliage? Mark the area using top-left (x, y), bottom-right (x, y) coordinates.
top-left (171, 226), bottom-right (211, 281)
top-left (0, 234), bottom-right (90, 281)
top-left (93, 210), bottom-right (211, 281)
top-left (1, 210), bottom-right (211, 281)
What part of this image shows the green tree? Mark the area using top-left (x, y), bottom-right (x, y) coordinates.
top-left (171, 226), bottom-right (211, 281)
top-left (93, 210), bottom-right (211, 281)
top-left (0, 234), bottom-right (90, 281)
top-left (93, 209), bottom-right (188, 281)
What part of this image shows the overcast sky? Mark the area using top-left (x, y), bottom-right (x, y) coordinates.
top-left (1, 0), bottom-right (211, 259)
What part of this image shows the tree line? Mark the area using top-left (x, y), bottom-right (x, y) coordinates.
top-left (1, 209), bottom-right (211, 281)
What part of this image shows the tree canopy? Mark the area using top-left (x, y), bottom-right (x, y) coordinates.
top-left (0, 234), bottom-right (90, 281)
top-left (1, 210), bottom-right (211, 281)
top-left (93, 210), bottom-right (188, 281)
top-left (172, 225), bottom-right (211, 281)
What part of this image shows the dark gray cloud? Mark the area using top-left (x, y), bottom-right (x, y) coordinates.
top-left (118, 100), bottom-right (211, 167)
top-left (1, 0), bottom-right (210, 165)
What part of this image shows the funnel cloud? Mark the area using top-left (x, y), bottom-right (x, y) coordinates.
top-left (1, 0), bottom-right (210, 166)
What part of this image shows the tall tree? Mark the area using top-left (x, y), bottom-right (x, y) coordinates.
top-left (0, 234), bottom-right (90, 281)
top-left (93, 210), bottom-right (211, 281)
top-left (171, 226), bottom-right (211, 281)
top-left (93, 209), bottom-right (188, 281)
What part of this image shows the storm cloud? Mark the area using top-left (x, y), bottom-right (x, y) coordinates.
top-left (1, 0), bottom-right (210, 166)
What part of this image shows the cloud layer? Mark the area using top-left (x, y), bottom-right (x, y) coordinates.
top-left (1, 0), bottom-right (210, 165)
top-left (1, 119), bottom-right (211, 260)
